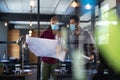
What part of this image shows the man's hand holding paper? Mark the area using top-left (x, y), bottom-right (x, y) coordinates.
top-left (26, 36), bottom-right (67, 62)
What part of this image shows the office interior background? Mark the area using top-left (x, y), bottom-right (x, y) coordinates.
top-left (0, 0), bottom-right (120, 80)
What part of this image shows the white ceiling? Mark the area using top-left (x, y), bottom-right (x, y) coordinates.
top-left (0, 0), bottom-right (74, 14)
top-left (0, 0), bottom-right (103, 29)
top-left (0, 0), bottom-right (75, 29)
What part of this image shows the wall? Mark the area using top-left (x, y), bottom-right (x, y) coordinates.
top-left (8, 30), bottom-right (20, 59)
top-left (0, 21), bottom-right (7, 59)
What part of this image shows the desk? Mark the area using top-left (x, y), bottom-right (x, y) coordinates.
top-left (54, 69), bottom-right (97, 80)
top-left (0, 72), bottom-right (32, 80)
top-left (55, 71), bottom-right (72, 80)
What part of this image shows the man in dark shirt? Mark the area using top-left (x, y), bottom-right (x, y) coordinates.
top-left (68, 15), bottom-right (96, 80)
top-left (40, 16), bottom-right (60, 80)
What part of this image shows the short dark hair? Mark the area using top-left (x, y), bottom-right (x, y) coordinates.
top-left (50, 16), bottom-right (59, 21)
top-left (70, 15), bottom-right (79, 23)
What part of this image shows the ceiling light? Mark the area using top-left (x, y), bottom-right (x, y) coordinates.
top-left (9, 21), bottom-right (64, 25)
top-left (71, 0), bottom-right (79, 8)
top-left (29, 30), bottom-right (32, 34)
top-left (96, 21), bottom-right (118, 26)
top-left (30, 22), bottom-right (33, 26)
top-left (30, 0), bottom-right (35, 7)
top-left (67, 24), bottom-right (69, 28)
top-left (5, 22), bottom-right (8, 26)
top-left (29, 33), bottom-right (32, 37)
top-left (29, 30), bottom-right (32, 36)
top-left (85, 4), bottom-right (92, 10)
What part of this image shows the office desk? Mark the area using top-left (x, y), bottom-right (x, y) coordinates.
top-left (55, 71), bottom-right (72, 80)
top-left (0, 72), bottom-right (32, 80)
top-left (54, 69), bottom-right (97, 80)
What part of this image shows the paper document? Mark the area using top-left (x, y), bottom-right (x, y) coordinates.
top-left (82, 55), bottom-right (90, 60)
top-left (26, 36), bottom-right (66, 62)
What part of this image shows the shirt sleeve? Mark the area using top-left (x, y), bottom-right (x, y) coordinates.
top-left (84, 30), bottom-right (98, 57)
top-left (84, 30), bottom-right (95, 44)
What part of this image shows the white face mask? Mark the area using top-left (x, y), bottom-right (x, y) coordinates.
top-left (69, 24), bottom-right (76, 31)
top-left (51, 24), bottom-right (59, 30)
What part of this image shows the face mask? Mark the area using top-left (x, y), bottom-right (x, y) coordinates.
top-left (51, 24), bottom-right (59, 30)
top-left (69, 24), bottom-right (76, 31)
